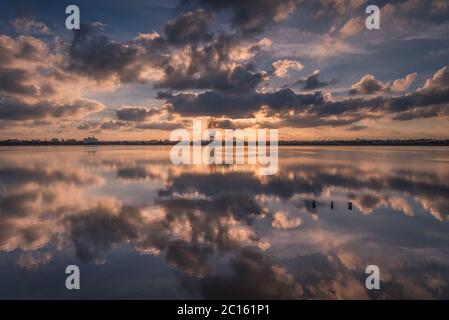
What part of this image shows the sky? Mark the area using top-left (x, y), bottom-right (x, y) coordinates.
top-left (0, 0), bottom-right (448, 140)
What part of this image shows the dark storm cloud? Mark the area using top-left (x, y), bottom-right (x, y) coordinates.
top-left (344, 67), bottom-right (449, 120)
top-left (64, 20), bottom-right (268, 94)
top-left (308, 96), bottom-right (385, 117)
top-left (0, 97), bottom-right (104, 121)
top-left (277, 113), bottom-right (373, 129)
top-left (76, 118), bottom-right (183, 132)
top-left (184, 0), bottom-right (299, 36)
top-left (293, 69), bottom-right (338, 90)
top-left (155, 31), bottom-right (268, 94)
top-left (115, 107), bottom-right (160, 121)
top-left (388, 89), bottom-right (449, 113)
top-left (391, 107), bottom-right (442, 121)
top-left (304, 0), bottom-right (368, 18)
top-left (164, 9), bottom-right (213, 45)
top-left (76, 120), bottom-right (128, 131)
top-left (133, 122), bottom-right (184, 130)
top-left (156, 63), bottom-right (267, 94)
top-left (208, 118), bottom-right (243, 129)
top-left (161, 88), bottom-right (324, 117)
top-left (67, 23), bottom-right (141, 82)
top-left (159, 67), bottom-right (449, 124)
top-left (316, 82), bottom-right (449, 121)
top-left (0, 68), bottom-right (38, 96)
top-left (1, 1), bottom-right (447, 131)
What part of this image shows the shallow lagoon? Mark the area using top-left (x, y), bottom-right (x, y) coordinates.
top-left (0, 146), bottom-right (448, 299)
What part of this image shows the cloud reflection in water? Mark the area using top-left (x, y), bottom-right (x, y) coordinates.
top-left (0, 146), bottom-right (448, 299)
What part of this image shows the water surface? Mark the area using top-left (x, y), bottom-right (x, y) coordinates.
top-left (0, 146), bottom-right (448, 299)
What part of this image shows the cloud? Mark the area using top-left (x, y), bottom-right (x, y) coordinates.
top-left (432, 0), bottom-right (449, 13)
top-left (10, 16), bottom-right (50, 35)
top-left (314, 0), bottom-right (367, 17)
top-left (347, 125), bottom-right (368, 131)
top-left (350, 72), bottom-right (417, 95)
top-left (1, 1), bottom-right (448, 137)
top-left (0, 33), bottom-right (111, 129)
top-left (189, 0), bottom-right (299, 36)
top-left (392, 72), bottom-right (417, 92)
top-left (134, 122), bottom-right (185, 130)
top-left (422, 66), bottom-right (449, 89)
top-left (64, 18), bottom-right (272, 95)
top-left (164, 9), bottom-right (213, 45)
top-left (293, 69), bottom-right (338, 90)
top-left (67, 23), bottom-right (142, 83)
top-left (99, 120), bottom-right (129, 130)
top-left (77, 113), bottom-right (185, 133)
top-left (0, 98), bottom-right (104, 121)
top-left (0, 68), bottom-right (38, 96)
top-left (271, 59), bottom-right (304, 77)
top-left (388, 68), bottom-right (449, 119)
top-left (0, 34), bottom-right (48, 64)
top-left (319, 68), bottom-right (449, 120)
top-left (155, 34), bottom-right (268, 93)
top-left (338, 16), bottom-right (364, 39)
top-left (349, 74), bottom-right (390, 95)
top-left (157, 61), bottom-right (268, 94)
top-left (116, 107), bottom-right (161, 121)
top-left (157, 67), bottom-right (449, 126)
top-left (161, 88), bottom-right (324, 117)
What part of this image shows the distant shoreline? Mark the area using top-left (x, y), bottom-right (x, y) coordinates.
top-left (1, 140), bottom-right (449, 146)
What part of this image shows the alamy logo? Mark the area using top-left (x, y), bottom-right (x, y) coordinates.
top-left (365, 5), bottom-right (380, 30)
top-left (365, 265), bottom-right (380, 290)
top-left (170, 120), bottom-right (278, 175)
top-left (65, 5), bottom-right (80, 30)
top-left (65, 265), bottom-right (80, 290)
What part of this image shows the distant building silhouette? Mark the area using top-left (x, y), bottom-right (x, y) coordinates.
top-left (83, 136), bottom-right (98, 144)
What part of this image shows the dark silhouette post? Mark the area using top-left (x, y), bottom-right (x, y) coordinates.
top-left (348, 202), bottom-right (353, 211)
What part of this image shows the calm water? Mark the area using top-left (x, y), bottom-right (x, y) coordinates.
top-left (0, 146), bottom-right (448, 299)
